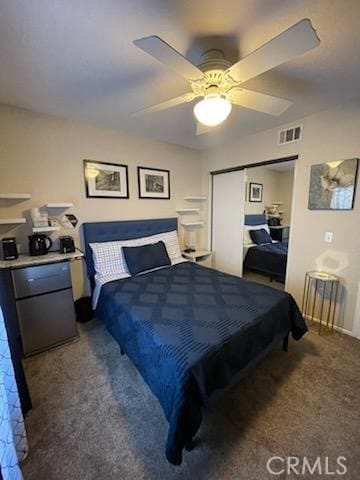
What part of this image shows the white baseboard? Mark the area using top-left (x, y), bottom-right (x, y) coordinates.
top-left (303, 314), bottom-right (354, 337)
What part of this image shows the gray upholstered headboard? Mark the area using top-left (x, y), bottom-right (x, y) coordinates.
top-left (82, 217), bottom-right (178, 280)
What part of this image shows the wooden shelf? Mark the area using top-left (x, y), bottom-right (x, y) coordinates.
top-left (46, 203), bottom-right (73, 208)
top-left (181, 221), bottom-right (204, 228)
top-left (176, 208), bottom-right (200, 214)
top-left (0, 218), bottom-right (26, 225)
top-left (184, 196), bottom-right (207, 201)
top-left (0, 193), bottom-right (31, 200)
top-left (32, 226), bottom-right (60, 233)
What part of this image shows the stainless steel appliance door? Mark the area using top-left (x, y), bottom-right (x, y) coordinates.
top-left (12, 262), bottom-right (71, 299)
top-left (17, 289), bottom-right (77, 355)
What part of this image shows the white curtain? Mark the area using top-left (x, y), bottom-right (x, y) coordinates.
top-left (0, 306), bottom-right (28, 480)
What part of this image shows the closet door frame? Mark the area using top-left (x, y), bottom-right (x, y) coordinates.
top-left (210, 155), bottom-right (298, 280)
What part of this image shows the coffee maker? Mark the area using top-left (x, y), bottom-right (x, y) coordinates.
top-left (2, 237), bottom-right (19, 260)
top-left (59, 236), bottom-right (75, 254)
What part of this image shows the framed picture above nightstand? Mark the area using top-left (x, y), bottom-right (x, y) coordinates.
top-left (182, 250), bottom-right (212, 268)
top-left (249, 182), bottom-right (263, 202)
top-left (138, 166), bottom-right (170, 199)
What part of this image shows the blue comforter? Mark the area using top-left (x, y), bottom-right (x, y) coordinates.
top-left (96, 262), bottom-right (306, 465)
top-left (244, 241), bottom-right (288, 281)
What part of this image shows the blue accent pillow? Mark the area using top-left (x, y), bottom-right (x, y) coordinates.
top-left (123, 241), bottom-right (171, 275)
top-left (249, 228), bottom-right (272, 245)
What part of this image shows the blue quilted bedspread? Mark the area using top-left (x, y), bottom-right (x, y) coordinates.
top-left (96, 262), bottom-right (306, 465)
top-left (244, 241), bottom-right (288, 281)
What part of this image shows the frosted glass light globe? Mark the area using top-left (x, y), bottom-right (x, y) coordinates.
top-left (194, 96), bottom-right (232, 127)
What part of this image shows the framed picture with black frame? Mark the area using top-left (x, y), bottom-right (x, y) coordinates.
top-left (137, 166), bottom-right (170, 199)
top-left (249, 182), bottom-right (263, 202)
top-left (83, 160), bottom-right (129, 199)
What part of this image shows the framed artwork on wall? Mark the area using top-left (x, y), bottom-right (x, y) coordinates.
top-left (137, 167), bottom-right (170, 199)
top-left (83, 160), bottom-right (129, 199)
top-left (249, 182), bottom-right (263, 202)
top-left (308, 158), bottom-right (358, 210)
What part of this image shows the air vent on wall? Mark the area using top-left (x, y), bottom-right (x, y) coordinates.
top-left (278, 125), bottom-right (302, 145)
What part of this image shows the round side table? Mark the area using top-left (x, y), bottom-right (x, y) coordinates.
top-left (301, 271), bottom-right (340, 335)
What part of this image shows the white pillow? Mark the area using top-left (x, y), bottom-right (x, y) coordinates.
top-left (243, 223), bottom-right (270, 245)
top-left (149, 230), bottom-right (182, 261)
top-left (90, 230), bottom-right (181, 276)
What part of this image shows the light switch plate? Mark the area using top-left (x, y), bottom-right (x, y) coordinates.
top-left (324, 231), bottom-right (333, 243)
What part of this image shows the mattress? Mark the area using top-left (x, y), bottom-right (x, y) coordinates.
top-left (96, 261), bottom-right (306, 465)
top-left (244, 241), bottom-right (288, 281)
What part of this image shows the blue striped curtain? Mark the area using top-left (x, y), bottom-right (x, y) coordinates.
top-left (0, 307), bottom-right (28, 480)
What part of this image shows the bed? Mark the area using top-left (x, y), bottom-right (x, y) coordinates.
top-left (83, 218), bottom-right (306, 465)
top-left (243, 214), bottom-right (288, 282)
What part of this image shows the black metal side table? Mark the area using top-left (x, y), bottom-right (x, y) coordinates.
top-left (301, 271), bottom-right (340, 335)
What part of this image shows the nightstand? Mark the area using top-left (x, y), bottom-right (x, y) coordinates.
top-left (270, 225), bottom-right (290, 242)
top-left (182, 250), bottom-right (213, 268)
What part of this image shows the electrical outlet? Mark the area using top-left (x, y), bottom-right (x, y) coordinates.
top-left (324, 231), bottom-right (333, 243)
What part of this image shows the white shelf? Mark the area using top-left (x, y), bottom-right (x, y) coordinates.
top-left (32, 226), bottom-right (60, 233)
top-left (46, 202), bottom-right (73, 208)
top-left (182, 249), bottom-right (212, 259)
top-left (184, 196), bottom-right (207, 201)
top-left (0, 193), bottom-right (31, 200)
top-left (176, 208), bottom-right (200, 214)
top-left (0, 218), bottom-right (26, 225)
top-left (181, 221), bottom-right (204, 228)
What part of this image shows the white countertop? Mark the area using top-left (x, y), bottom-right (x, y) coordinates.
top-left (0, 251), bottom-right (84, 269)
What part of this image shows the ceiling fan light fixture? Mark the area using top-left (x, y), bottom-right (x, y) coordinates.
top-left (193, 95), bottom-right (232, 127)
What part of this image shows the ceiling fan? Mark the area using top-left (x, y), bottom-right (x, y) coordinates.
top-left (132, 19), bottom-right (320, 134)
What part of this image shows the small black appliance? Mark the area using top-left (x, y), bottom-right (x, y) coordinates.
top-left (2, 237), bottom-right (19, 261)
top-left (28, 234), bottom-right (52, 256)
top-left (59, 236), bottom-right (75, 254)
top-left (267, 217), bottom-right (281, 227)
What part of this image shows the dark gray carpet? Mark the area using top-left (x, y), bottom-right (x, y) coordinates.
top-left (21, 320), bottom-right (360, 480)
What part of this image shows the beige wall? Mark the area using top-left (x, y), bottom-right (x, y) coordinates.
top-left (201, 101), bottom-right (360, 333)
top-left (245, 166), bottom-right (294, 225)
top-left (1, 101), bottom-right (359, 334)
top-left (0, 105), bottom-right (202, 298)
top-left (245, 167), bottom-right (280, 216)
top-left (277, 170), bottom-right (294, 225)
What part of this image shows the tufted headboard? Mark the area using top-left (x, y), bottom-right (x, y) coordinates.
top-left (83, 217), bottom-right (178, 280)
top-left (244, 214), bottom-right (267, 226)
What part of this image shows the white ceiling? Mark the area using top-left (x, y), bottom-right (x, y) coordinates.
top-left (1, 0), bottom-right (360, 150)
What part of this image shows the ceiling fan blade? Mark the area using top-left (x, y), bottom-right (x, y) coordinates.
top-left (196, 122), bottom-right (214, 135)
top-left (132, 93), bottom-right (197, 117)
top-left (229, 88), bottom-right (292, 116)
top-left (134, 35), bottom-right (204, 81)
top-left (226, 19), bottom-right (320, 84)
